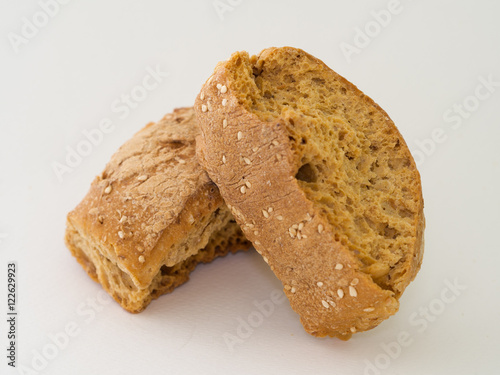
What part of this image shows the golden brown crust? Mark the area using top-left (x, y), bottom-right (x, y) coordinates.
top-left (194, 47), bottom-right (424, 339)
top-left (66, 107), bottom-right (250, 312)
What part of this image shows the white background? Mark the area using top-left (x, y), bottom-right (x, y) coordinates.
top-left (1, 1), bottom-right (499, 374)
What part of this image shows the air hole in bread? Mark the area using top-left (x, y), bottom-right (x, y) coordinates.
top-left (296, 163), bottom-right (317, 183)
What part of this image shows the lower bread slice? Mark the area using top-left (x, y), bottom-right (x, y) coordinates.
top-left (195, 47), bottom-right (424, 339)
top-left (65, 107), bottom-right (250, 313)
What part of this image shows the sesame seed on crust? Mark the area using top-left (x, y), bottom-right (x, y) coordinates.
top-left (349, 286), bottom-right (358, 297)
top-left (337, 289), bottom-right (344, 298)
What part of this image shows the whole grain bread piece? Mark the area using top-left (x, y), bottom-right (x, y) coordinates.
top-left (194, 47), bottom-right (424, 339)
top-left (65, 107), bottom-right (250, 313)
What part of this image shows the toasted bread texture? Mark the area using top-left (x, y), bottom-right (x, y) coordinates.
top-left (66, 107), bottom-right (250, 313)
top-left (195, 47), bottom-right (424, 339)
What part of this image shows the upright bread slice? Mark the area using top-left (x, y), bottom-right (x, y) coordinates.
top-left (65, 107), bottom-right (250, 313)
top-left (195, 47), bottom-right (424, 339)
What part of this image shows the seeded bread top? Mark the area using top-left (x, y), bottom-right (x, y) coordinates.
top-left (67, 108), bottom-right (224, 289)
top-left (195, 47), bottom-right (424, 339)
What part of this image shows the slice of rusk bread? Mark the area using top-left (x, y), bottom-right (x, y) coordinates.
top-left (194, 47), bottom-right (424, 339)
top-left (65, 107), bottom-right (250, 313)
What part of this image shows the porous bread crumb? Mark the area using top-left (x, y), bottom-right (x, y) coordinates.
top-left (226, 48), bottom-right (423, 296)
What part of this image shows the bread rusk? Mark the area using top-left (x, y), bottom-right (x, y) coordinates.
top-left (65, 107), bottom-right (250, 313)
top-left (194, 47), bottom-right (424, 339)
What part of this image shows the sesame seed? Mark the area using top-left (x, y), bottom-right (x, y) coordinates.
top-left (243, 157), bottom-right (251, 165)
top-left (337, 289), bottom-right (344, 298)
top-left (245, 223), bottom-right (254, 228)
top-left (350, 327), bottom-right (356, 333)
top-left (317, 282), bottom-right (324, 287)
top-left (119, 216), bottom-right (127, 223)
top-left (207, 101), bottom-right (212, 111)
top-left (221, 85), bottom-right (227, 93)
top-left (240, 186), bottom-right (246, 194)
top-left (276, 215), bottom-right (283, 221)
top-left (268, 207), bottom-right (273, 213)
top-left (104, 186), bottom-right (112, 194)
top-left (262, 210), bottom-right (269, 218)
top-left (363, 307), bottom-right (375, 312)
top-left (222, 98), bottom-right (228, 106)
top-left (201, 104), bottom-right (207, 112)
top-left (200, 92), bottom-right (205, 100)
top-left (98, 215), bottom-right (104, 224)
top-left (298, 223), bottom-right (304, 231)
top-left (335, 263), bottom-right (344, 270)
top-left (223, 119), bottom-right (227, 128)
top-left (284, 285), bottom-right (291, 291)
top-left (301, 234), bottom-right (307, 238)
top-left (349, 286), bottom-right (358, 297)
top-left (245, 181), bottom-right (251, 188)
top-left (255, 240), bottom-right (261, 245)
top-left (297, 232), bottom-right (302, 240)
top-left (237, 131), bottom-right (243, 140)
top-left (118, 231), bottom-right (125, 239)
top-left (289, 227), bottom-right (297, 237)
top-left (222, 155), bottom-right (226, 164)
top-left (329, 300), bottom-right (336, 307)
top-left (138, 255), bottom-right (145, 263)
top-left (216, 83), bottom-right (222, 90)
top-left (137, 175), bottom-right (148, 181)
top-left (292, 224), bottom-right (299, 230)
top-left (322, 300), bottom-right (330, 309)
top-left (291, 287), bottom-right (296, 293)
top-left (252, 147), bottom-right (258, 152)
top-left (207, 76), bottom-right (213, 84)
top-left (318, 224), bottom-right (324, 233)
top-left (263, 256), bottom-right (268, 264)
top-left (351, 278), bottom-right (359, 286)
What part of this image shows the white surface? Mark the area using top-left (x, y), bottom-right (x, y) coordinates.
top-left (1, 1), bottom-right (499, 374)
